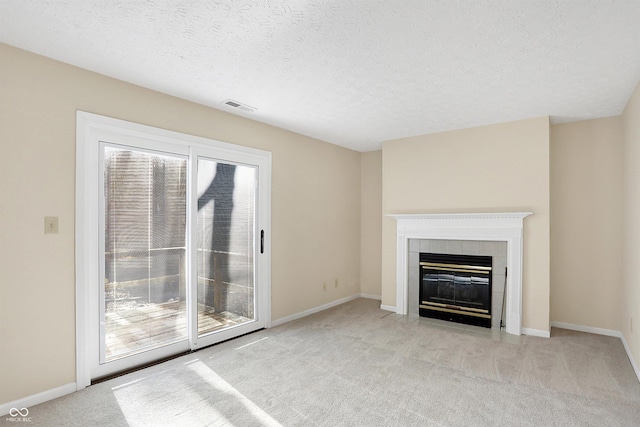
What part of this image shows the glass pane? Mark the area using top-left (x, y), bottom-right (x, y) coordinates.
top-left (103, 147), bottom-right (187, 362)
top-left (197, 158), bottom-right (256, 336)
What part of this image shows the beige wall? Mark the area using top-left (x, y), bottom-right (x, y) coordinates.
top-left (0, 44), bottom-right (361, 404)
top-left (360, 150), bottom-right (382, 297)
top-left (381, 117), bottom-right (551, 332)
top-left (2, 38), bottom-right (636, 406)
top-left (550, 118), bottom-right (623, 330)
top-left (621, 80), bottom-right (640, 370)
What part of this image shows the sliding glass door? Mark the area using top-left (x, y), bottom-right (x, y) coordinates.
top-left (77, 112), bottom-right (271, 384)
top-left (195, 158), bottom-right (256, 339)
top-left (101, 146), bottom-right (189, 364)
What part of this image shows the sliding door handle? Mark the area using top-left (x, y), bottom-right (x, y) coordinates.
top-left (260, 229), bottom-right (264, 254)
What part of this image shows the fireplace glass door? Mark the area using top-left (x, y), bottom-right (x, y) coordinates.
top-left (419, 253), bottom-right (492, 327)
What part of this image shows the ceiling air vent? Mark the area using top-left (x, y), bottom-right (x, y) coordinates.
top-left (223, 99), bottom-right (256, 112)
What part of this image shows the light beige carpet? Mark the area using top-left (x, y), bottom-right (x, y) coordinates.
top-left (6, 298), bottom-right (640, 426)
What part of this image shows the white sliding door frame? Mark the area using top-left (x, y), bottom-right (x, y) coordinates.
top-left (76, 111), bottom-right (271, 389)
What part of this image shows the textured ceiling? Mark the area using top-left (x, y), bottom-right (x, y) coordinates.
top-left (1, 1), bottom-right (639, 152)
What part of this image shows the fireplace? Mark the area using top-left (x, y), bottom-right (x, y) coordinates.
top-left (419, 252), bottom-right (492, 328)
top-left (388, 212), bottom-right (532, 335)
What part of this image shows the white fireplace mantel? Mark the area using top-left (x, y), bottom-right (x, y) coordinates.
top-left (388, 212), bottom-right (532, 335)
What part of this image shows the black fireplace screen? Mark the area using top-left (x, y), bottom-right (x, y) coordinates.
top-left (419, 252), bottom-right (492, 328)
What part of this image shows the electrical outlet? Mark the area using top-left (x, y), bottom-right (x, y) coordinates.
top-left (44, 216), bottom-right (59, 234)
top-left (323, 282), bottom-right (327, 291)
top-left (334, 278), bottom-right (338, 288)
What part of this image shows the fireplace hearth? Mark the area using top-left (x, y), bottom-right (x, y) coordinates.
top-left (419, 252), bottom-right (492, 328)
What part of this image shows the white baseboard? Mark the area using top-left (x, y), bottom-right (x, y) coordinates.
top-left (620, 334), bottom-right (640, 383)
top-left (551, 320), bottom-right (622, 338)
top-left (550, 321), bottom-right (622, 338)
top-left (360, 293), bottom-right (381, 300)
top-left (521, 327), bottom-right (551, 338)
top-left (270, 294), bottom-right (360, 327)
top-left (1, 382), bottom-right (76, 417)
top-left (380, 304), bottom-right (396, 312)
top-left (550, 321), bottom-right (639, 383)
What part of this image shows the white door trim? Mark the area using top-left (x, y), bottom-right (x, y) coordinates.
top-left (76, 111), bottom-right (271, 389)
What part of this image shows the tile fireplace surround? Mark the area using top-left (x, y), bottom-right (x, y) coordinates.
top-left (408, 239), bottom-right (507, 329)
top-left (388, 213), bottom-right (532, 335)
